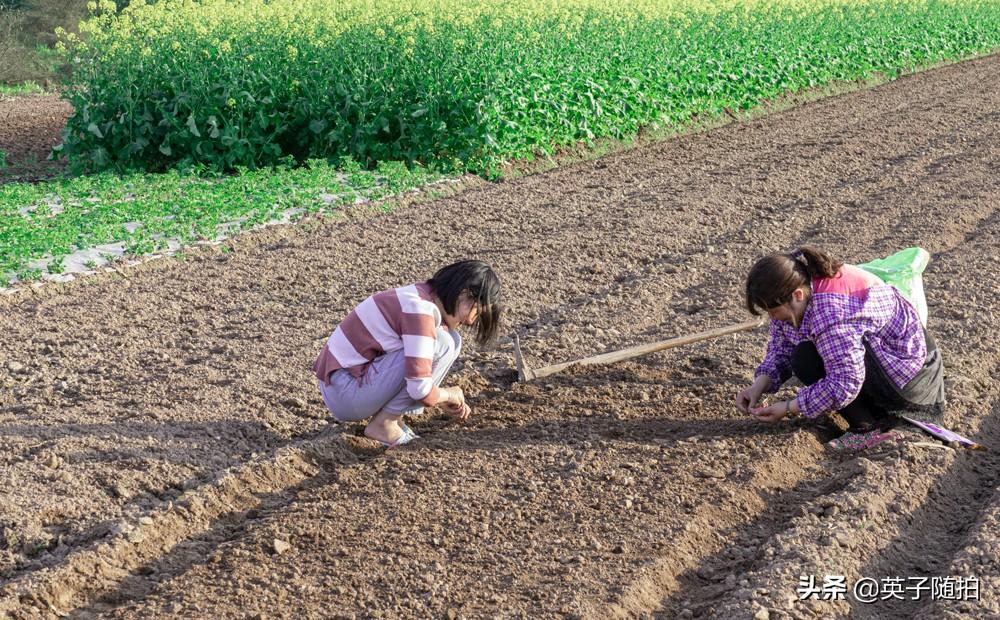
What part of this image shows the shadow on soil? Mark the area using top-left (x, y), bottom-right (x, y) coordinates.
top-left (852, 397), bottom-right (1000, 620)
top-left (65, 471), bottom-right (335, 618)
top-left (654, 472), bottom-right (853, 619)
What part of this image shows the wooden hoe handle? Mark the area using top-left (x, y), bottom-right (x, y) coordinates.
top-left (526, 318), bottom-right (765, 380)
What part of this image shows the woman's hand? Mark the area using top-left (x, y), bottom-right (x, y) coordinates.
top-left (441, 387), bottom-right (472, 421)
top-left (449, 402), bottom-right (472, 421)
top-left (751, 399), bottom-right (796, 423)
top-left (736, 375), bottom-right (771, 413)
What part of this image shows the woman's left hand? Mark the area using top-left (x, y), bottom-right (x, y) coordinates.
top-left (750, 401), bottom-right (790, 423)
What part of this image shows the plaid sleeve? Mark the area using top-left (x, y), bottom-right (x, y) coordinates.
top-left (755, 320), bottom-right (795, 393)
top-left (796, 322), bottom-right (866, 418)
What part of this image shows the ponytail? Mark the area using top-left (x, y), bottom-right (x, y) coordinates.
top-left (745, 246), bottom-right (843, 315)
top-left (791, 246), bottom-right (842, 280)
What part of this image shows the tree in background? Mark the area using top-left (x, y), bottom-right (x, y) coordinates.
top-left (0, 0), bottom-right (89, 84)
top-left (0, 5), bottom-right (28, 83)
top-left (20, 0), bottom-right (89, 45)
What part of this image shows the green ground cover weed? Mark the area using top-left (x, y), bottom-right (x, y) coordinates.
top-left (0, 158), bottom-right (440, 282)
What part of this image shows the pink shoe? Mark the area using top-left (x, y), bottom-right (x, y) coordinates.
top-left (826, 429), bottom-right (902, 452)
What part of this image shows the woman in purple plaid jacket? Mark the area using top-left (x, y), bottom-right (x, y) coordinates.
top-left (735, 246), bottom-right (945, 451)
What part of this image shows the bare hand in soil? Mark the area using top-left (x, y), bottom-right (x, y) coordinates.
top-left (445, 402), bottom-right (472, 422)
top-left (750, 403), bottom-right (788, 423)
top-left (441, 387), bottom-right (471, 421)
top-left (736, 377), bottom-right (770, 414)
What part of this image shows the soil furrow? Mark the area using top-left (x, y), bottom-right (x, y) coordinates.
top-left (651, 469), bottom-right (859, 619)
top-left (0, 432), bottom-right (353, 618)
top-left (914, 484), bottom-right (1000, 619)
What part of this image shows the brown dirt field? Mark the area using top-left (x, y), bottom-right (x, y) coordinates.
top-left (2, 53), bottom-right (1000, 619)
top-left (0, 93), bottom-right (71, 183)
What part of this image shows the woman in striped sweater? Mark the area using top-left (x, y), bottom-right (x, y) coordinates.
top-left (315, 260), bottom-right (502, 447)
top-left (736, 246), bottom-right (945, 451)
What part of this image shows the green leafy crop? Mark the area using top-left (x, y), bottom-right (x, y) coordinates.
top-left (53, 0), bottom-right (1000, 175)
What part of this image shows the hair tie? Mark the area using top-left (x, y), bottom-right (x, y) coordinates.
top-left (789, 249), bottom-right (805, 263)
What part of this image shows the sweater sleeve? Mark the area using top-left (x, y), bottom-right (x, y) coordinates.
top-left (399, 307), bottom-right (442, 406)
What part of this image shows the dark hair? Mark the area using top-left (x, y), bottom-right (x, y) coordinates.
top-left (429, 260), bottom-right (502, 345)
top-left (745, 246), bottom-right (843, 315)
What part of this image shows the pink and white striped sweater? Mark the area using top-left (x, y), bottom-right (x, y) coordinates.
top-left (314, 281), bottom-right (445, 406)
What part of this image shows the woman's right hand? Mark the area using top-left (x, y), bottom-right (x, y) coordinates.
top-left (736, 375), bottom-right (771, 414)
top-left (442, 386), bottom-right (466, 408)
top-left (441, 387), bottom-right (471, 421)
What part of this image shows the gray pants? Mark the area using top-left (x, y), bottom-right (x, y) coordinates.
top-left (318, 327), bottom-right (462, 421)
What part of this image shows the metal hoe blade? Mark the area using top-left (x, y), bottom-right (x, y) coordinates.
top-left (513, 333), bottom-right (536, 382)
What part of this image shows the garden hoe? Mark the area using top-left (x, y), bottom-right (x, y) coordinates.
top-left (513, 318), bottom-right (765, 382)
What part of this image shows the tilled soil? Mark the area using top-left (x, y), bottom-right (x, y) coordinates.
top-left (1, 53), bottom-right (1000, 619)
top-left (0, 93), bottom-right (71, 183)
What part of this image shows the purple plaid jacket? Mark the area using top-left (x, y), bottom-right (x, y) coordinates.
top-left (755, 265), bottom-right (927, 418)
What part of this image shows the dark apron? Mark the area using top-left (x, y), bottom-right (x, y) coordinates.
top-left (864, 330), bottom-right (945, 424)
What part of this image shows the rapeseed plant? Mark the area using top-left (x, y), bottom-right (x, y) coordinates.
top-left (55, 0), bottom-right (1000, 174)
